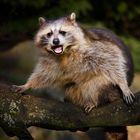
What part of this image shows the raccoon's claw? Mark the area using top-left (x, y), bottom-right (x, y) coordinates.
top-left (84, 104), bottom-right (95, 114)
top-left (10, 85), bottom-right (27, 93)
top-left (123, 92), bottom-right (135, 106)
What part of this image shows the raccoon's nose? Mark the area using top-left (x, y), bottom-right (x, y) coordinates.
top-left (53, 38), bottom-right (60, 45)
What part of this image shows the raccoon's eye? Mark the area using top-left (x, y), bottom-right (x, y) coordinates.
top-left (47, 32), bottom-right (53, 38)
top-left (59, 30), bottom-right (66, 36)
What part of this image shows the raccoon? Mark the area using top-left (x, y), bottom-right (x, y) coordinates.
top-left (11, 13), bottom-right (135, 113)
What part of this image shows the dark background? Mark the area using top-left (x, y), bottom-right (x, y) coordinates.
top-left (0, 0), bottom-right (140, 37)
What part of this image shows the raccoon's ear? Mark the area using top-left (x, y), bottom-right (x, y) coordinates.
top-left (38, 17), bottom-right (46, 26)
top-left (67, 12), bottom-right (76, 24)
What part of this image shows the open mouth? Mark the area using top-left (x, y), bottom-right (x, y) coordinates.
top-left (51, 45), bottom-right (63, 54)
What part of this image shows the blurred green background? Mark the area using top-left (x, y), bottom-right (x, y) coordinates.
top-left (0, 0), bottom-right (140, 140)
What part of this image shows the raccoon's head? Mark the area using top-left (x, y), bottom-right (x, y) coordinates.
top-left (35, 13), bottom-right (84, 55)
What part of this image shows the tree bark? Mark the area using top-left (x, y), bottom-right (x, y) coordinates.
top-left (0, 83), bottom-right (139, 140)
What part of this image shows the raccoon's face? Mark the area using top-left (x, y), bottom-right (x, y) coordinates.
top-left (35, 13), bottom-right (83, 55)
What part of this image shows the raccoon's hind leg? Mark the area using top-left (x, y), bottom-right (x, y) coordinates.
top-left (64, 75), bottom-right (110, 113)
top-left (64, 84), bottom-right (97, 113)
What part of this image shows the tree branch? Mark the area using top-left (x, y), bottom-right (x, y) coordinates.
top-left (0, 83), bottom-right (139, 140)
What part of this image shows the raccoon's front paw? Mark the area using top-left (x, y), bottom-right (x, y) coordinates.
top-left (123, 91), bottom-right (135, 106)
top-left (10, 85), bottom-right (27, 93)
top-left (84, 103), bottom-right (95, 114)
